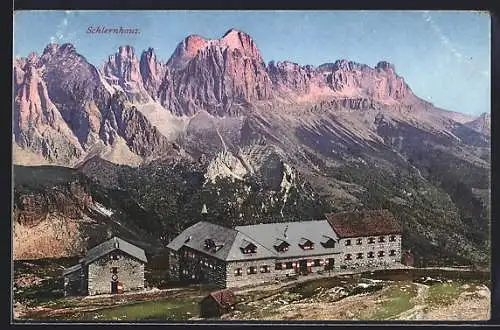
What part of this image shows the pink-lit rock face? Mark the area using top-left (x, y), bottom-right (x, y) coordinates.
top-left (160, 29), bottom-right (273, 116)
top-left (13, 52), bottom-right (84, 163)
top-left (139, 47), bottom-right (168, 101)
top-left (221, 28), bottom-right (262, 59)
top-left (184, 35), bottom-right (209, 57)
top-left (317, 59), bottom-right (414, 104)
top-left (13, 28), bottom-right (478, 167)
top-left (268, 61), bottom-right (333, 101)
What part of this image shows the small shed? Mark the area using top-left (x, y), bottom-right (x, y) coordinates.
top-left (199, 289), bottom-right (237, 318)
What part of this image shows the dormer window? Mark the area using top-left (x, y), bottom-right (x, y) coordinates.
top-left (240, 240), bottom-right (257, 254)
top-left (273, 239), bottom-right (290, 253)
top-left (184, 236), bottom-right (192, 243)
top-left (204, 238), bottom-right (215, 250)
top-left (299, 238), bottom-right (314, 250)
top-left (320, 236), bottom-right (336, 248)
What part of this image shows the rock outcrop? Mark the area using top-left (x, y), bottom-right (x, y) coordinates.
top-left (465, 113), bottom-right (490, 136)
top-left (139, 47), bottom-right (168, 101)
top-left (102, 45), bottom-right (152, 103)
top-left (159, 29), bottom-right (274, 116)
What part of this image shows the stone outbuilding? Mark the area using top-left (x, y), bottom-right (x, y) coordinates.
top-left (199, 289), bottom-right (237, 318)
top-left (62, 237), bottom-right (148, 296)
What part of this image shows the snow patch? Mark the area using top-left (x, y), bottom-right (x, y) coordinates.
top-left (205, 151), bottom-right (248, 183)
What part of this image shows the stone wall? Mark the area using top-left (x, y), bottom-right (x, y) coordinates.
top-left (226, 258), bottom-right (276, 288)
top-left (168, 249), bottom-right (179, 281)
top-left (87, 251), bottom-right (145, 296)
top-left (178, 247), bottom-right (228, 288)
top-left (338, 234), bottom-right (402, 269)
top-left (273, 253), bottom-right (341, 279)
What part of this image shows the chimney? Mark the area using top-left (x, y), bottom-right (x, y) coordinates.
top-left (283, 225), bottom-right (288, 239)
top-left (201, 204), bottom-right (208, 215)
top-left (114, 237), bottom-right (119, 249)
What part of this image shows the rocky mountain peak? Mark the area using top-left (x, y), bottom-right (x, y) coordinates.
top-left (139, 47), bottom-right (167, 101)
top-left (220, 28), bottom-right (261, 59)
top-left (118, 45), bottom-right (135, 57)
top-left (376, 61), bottom-right (396, 73)
top-left (166, 34), bottom-right (209, 70)
top-left (103, 45), bottom-right (151, 103)
top-left (160, 29), bottom-right (272, 116)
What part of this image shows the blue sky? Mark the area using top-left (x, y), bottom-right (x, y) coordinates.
top-left (13, 10), bottom-right (490, 116)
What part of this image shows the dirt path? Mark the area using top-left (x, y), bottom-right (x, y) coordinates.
top-left (395, 282), bottom-right (429, 320)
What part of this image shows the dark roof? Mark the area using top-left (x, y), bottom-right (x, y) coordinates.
top-left (203, 289), bottom-right (237, 307)
top-left (62, 263), bottom-right (82, 276)
top-left (325, 209), bottom-right (402, 238)
top-left (166, 222), bottom-right (275, 261)
top-left (83, 237), bottom-right (148, 264)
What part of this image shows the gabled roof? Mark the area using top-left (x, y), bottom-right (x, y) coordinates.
top-left (83, 237), bottom-right (148, 264)
top-left (235, 220), bottom-right (339, 258)
top-left (166, 222), bottom-right (275, 261)
top-left (325, 209), bottom-right (402, 238)
top-left (202, 289), bottom-right (237, 307)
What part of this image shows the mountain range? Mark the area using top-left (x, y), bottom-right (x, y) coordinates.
top-left (12, 29), bottom-right (490, 266)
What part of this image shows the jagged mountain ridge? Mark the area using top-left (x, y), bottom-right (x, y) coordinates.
top-left (12, 29), bottom-right (490, 265)
top-left (13, 28), bottom-right (486, 167)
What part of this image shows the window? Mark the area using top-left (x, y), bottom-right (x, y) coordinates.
top-left (379, 236), bottom-right (385, 243)
top-left (389, 250), bottom-right (396, 256)
top-left (204, 239), bottom-right (215, 250)
top-left (275, 262), bottom-right (283, 270)
top-left (367, 252), bottom-right (374, 258)
top-left (247, 266), bottom-right (257, 275)
top-left (260, 265), bottom-right (270, 273)
top-left (313, 259), bottom-right (321, 267)
top-left (111, 254), bottom-right (119, 260)
top-left (241, 241), bottom-right (257, 254)
top-left (356, 238), bottom-right (362, 245)
top-left (321, 238), bottom-right (336, 248)
top-left (378, 251), bottom-right (385, 257)
top-left (285, 262), bottom-right (293, 269)
top-left (234, 268), bottom-right (242, 276)
top-left (345, 239), bottom-right (352, 246)
top-left (368, 237), bottom-right (375, 244)
top-left (389, 235), bottom-right (397, 242)
top-left (299, 238), bottom-right (314, 250)
top-left (345, 254), bottom-right (352, 261)
top-left (274, 240), bottom-right (290, 252)
top-left (356, 253), bottom-right (363, 259)
top-left (110, 267), bottom-right (118, 274)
